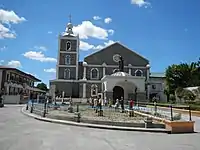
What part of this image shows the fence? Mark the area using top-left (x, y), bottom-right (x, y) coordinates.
top-left (26, 100), bottom-right (192, 122)
top-left (135, 102), bottom-right (192, 121)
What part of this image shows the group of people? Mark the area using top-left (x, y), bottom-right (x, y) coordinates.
top-left (88, 97), bottom-right (135, 111)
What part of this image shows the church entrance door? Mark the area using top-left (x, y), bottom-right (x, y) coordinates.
top-left (113, 86), bottom-right (124, 104)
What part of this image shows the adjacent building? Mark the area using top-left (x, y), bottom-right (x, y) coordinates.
top-left (49, 21), bottom-right (167, 102)
top-left (0, 66), bottom-right (43, 103)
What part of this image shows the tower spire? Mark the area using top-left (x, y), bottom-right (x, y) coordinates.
top-left (66, 14), bottom-right (73, 35)
top-left (69, 14), bottom-right (72, 23)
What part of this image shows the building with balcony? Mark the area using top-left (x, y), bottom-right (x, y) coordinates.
top-left (0, 66), bottom-right (44, 103)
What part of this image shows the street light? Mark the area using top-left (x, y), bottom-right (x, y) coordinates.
top-left (135, 87), bottom-right (138, 106)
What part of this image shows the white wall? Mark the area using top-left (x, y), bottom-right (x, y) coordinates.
top-left (149, 77), bottom-right (165, 93)
top-left (3, 95), bottom-right (21, 104)
top-left (149, 77), bottom-right (167, 102)
top-left (105, 77), bottom-right (146, 92)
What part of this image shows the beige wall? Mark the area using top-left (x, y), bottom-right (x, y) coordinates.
top-left (3, 95), bottom-right (21, 104)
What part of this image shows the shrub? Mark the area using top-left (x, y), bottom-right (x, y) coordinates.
top-left (169, 94), bottom-right (176, 103)
top-left (183, 90), bottom-right (196, 101)
top-left (190, 104), bottom-right (200, 111)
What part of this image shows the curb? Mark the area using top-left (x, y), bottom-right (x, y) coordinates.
top-left (21, 107), bottom-right (169, 133)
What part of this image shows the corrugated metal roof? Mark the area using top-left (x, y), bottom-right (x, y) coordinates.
top-left (150, 72), bottom-right (165, 78)
top-left (0, 65), bottom-right (41, 82)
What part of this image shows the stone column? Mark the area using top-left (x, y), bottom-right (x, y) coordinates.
top-left (83, 62), bottom-right (87, 80)
top-left (6, 84), bottom-right (9, 94)
top-left (102, 62), bottom-right (107, 77)
top-left (83, 67), bottom-right (86, 79)
top-left (128, 64), bottom-right (132, 75)
top-left (146, 64), bottom-right (150, 100)
top-left (129, 68), bottom-right (131, 75)
top-left (83, 83), bottom-right (86, 98)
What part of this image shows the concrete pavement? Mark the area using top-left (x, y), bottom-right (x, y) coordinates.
top-left (0, 105), bottom-right (200, 150)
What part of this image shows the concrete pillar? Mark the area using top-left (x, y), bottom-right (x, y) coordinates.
top-left (102, 62), bottom-right (106, 77)
top-left (83, 83), bottom-right (86, 98)
top-left (103, 67), bottom-right (106, 77)
top-left (83, 66), bottom-right (86, 80)
top-left (129, 68), bottom-right (131, 75)
top-left (6, 85), bottom-right (9, 94)
top-left (146, 64), bottom-right (150, 100)
top-left (128, 64), bottom-right (132, 75)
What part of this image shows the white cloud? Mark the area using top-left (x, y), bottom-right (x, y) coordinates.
top-left (80, 41), bottom-right (95, 51)
top-left (0, 9), bottom-right (26, 39)
top-left (93, 16), bottom-right (101, 20)
top-left (0, 46), bottom-right (6, 51)
top-left (131, 0), bottom-right (151, 8)
top-left (80, 40), bottom-right (115, 51)
top-left (48, 31), bottom-right (52, 34)
top-left (23, 51), bottom-right (57, 62)
top-left (0, 60), bottom-right (4, 65)
top-left (0, 23), bottom-right (16, 39)
top-left (7, 60), bottom-right (21, 68)
top-left (0, 9), bottom-right (26, 24)
top-left (93, 40), bottom-right (115, 50)
top-left (108, 29), bottom-right (114, 35)
top-left (73, 21), bottom-right (108, 40)
top-left (44, 68), bottom-right (56, 73)
top-left (34, 46), bottom-right (47, 51)
top-left (104, 17), bottom-right (112, 24)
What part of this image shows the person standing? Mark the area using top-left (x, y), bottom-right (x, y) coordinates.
top-left (130, 99), bottom-right (134, 110)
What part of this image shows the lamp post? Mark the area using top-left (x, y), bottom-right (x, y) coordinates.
top-left (62, 91), bottom-right (65, 104)
top-left (135, 87), bottom-right (138, 106)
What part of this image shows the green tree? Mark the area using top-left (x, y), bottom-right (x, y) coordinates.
top-left (164, 87), bottom-right (170, 102)
top-left (175, 87), bottom-right (184, 102)
top-left (165, 58), bottom-right (200, 94)
top-left (36, 83), bottom-right (48, 91)
top-left (183, 89), bottom-right (196, 101)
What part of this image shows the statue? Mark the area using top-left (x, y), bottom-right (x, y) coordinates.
top-left (118, 56), bottom-right (124, 72)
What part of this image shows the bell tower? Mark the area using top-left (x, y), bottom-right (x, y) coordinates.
top-left (56, 15), bottom-right (79, 81)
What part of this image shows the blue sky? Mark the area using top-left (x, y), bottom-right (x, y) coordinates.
top-left (0, 0), bottom-right (200, 86)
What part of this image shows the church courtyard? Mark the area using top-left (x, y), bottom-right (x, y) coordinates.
top-left (0, 105), bottom-right (200, 150)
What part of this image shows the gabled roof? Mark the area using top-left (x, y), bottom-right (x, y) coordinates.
top-left (84, 42), bottom-right (149, 62)
top-left (0, 66), bottom-right (41, 82)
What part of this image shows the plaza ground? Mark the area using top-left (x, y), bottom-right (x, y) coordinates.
top-left (0, 105), bottom-right (200, 149)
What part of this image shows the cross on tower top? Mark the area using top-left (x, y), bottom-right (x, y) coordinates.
top-left (69, 14), bottom-right (72, 23)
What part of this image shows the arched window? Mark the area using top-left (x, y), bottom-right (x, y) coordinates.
top-left (65, 55), bottom-right (71, 65)
top-left (135, 69), bottom-right (143, 76)
top-left (66, 41), bottom-right (71, 51)
top-left (91, 84), bottom-right (98, 97)
top-left (64, 69), bottom-right (70, 79)
top-left (90, 68), bottom-right (99, 79)
top-left (113, 69), bottom-right (118, 73)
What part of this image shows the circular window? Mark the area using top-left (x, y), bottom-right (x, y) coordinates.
top-left (113, 54), bottom-right (121, 62)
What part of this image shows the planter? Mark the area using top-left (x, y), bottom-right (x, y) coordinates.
top-left (165, 120), bottom-right (195, 133)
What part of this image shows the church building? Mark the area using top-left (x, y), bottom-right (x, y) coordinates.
top-left (49, 20), bottom-right (167, 102)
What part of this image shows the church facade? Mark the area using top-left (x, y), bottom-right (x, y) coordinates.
top-left (49, 22), bottom-right (167, 102)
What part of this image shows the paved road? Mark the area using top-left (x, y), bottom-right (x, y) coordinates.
top-left (0, 105), bottom-right (200, 150)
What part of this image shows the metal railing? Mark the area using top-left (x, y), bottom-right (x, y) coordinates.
top-left (26, 100), bottom-right (193, 122)
top-left (133, 102), bottom-right (192, 121)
